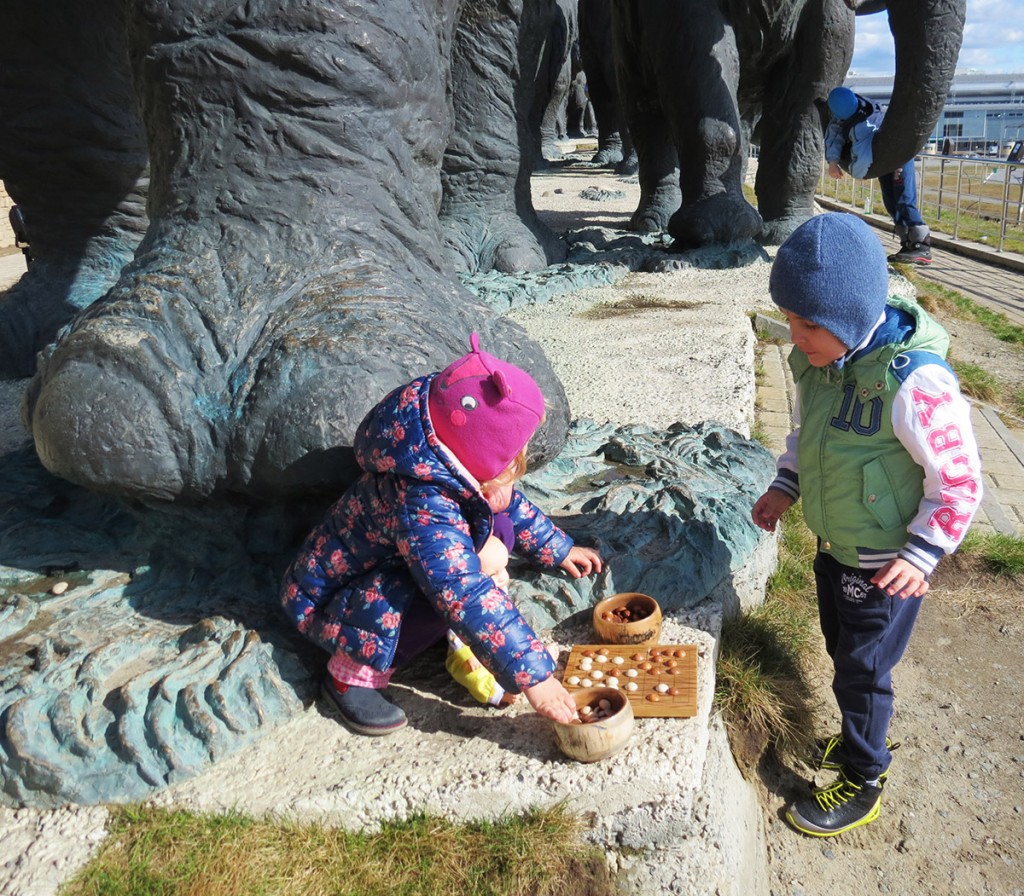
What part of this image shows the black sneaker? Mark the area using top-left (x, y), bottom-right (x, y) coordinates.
top-left (320, 679), bottom-right (408, 736)
top-left (786, 770), bottom-right (884, 837)
top-left (887, 242), bottom-right (932, 264)
top-left (813, 734), bottom-right (898, 772)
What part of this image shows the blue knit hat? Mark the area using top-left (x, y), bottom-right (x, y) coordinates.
top-left (769, 213), bottom-right (889, 349)
top-left (827, 87), bottom-right (858, 121)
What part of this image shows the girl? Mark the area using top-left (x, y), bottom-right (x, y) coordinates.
top-left (281, 333), bottom-right (603, 735)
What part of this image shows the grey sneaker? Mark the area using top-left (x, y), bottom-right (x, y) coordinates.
top-left (888, 241), bottom-right (932, 264)
top-left (786, 770), bottom-right (884, 837)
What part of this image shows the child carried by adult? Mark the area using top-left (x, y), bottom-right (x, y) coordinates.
top-left (281, 333), bottom-right (603, 735)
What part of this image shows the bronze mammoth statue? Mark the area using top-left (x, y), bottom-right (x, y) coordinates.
top-left (605, 0), bottom-right (965, 247)
top-left (0, 0), bottom-right (572, 500)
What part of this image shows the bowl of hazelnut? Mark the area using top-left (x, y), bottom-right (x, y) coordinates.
top-left (551, 687), bottom-right (634, 762)
top-left (592, 592), bottom-right (662, 646)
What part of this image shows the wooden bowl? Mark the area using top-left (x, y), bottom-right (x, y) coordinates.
top-left (592, 592), bottom-right (662, 646)
top-left (552, 687), bottom-right (634, 763)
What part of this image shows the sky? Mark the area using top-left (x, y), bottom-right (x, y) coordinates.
top-left (849, 0), bottom-right (1023, 76)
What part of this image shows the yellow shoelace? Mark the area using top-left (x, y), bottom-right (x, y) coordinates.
top-left (815, 777), bottom-right (861, 811)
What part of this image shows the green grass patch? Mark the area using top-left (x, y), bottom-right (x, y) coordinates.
top-left (959, 531), bottom-right (1024, 577)
top-left (906, 274), bottom-right (1024, 349)
top-left (948, 357), bottom-right (1000, 403)
top-left (1011, 387), bottom-right (1024, 419)
top-left (63, 804), bottom-right (611, 896)
top-left (715, 509), bottom-right (821, 774)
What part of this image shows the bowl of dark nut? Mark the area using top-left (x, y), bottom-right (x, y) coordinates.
top-left (592, 592), bottom-right (662, 646)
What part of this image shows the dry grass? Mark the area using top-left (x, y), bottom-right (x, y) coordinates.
top-left (816, 162), bottom-right (1024, 255)
top-left (715, 510), bottom-right (823, 776)
top-left (580, 294), bottom-right (701, 319)
top-left (63, 804), bottom-right (612, 896)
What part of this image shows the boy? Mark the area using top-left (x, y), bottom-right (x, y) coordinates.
top-left (825, 86), bottom-right (933, 265)
top-left (752, 212), bottom-right (982, 836)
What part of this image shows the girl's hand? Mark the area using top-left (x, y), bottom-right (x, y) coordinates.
top-left (751, 489), bottom-right (795, 533)
top-left (872, 558), bottom-right (929, 599)
top-left (490, 568), bottom-right (510, 591)
top-left (524, 676), bottom-right (577, 723)
top-left (560, 546), bottom-right (603, 578)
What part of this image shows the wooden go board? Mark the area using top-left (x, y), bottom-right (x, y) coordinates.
top-left (561, 644), bottom-right (698, 718)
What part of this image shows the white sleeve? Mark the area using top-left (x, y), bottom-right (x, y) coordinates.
top-left (891, 363), bottom-right (983, 574)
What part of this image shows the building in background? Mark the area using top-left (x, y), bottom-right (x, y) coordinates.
top-left (845, 72), bottom-right (1024, 157)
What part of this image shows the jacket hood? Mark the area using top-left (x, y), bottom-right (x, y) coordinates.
top-left (353, 375), bottom-right (472, 493)
top-left (852, 295), bottom-right (949, 364)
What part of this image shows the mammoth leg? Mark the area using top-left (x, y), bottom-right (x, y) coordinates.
top-left (538, 0), bottom-right (578, 161)
top-left (439, 0), bottom-right (567, 275)
top-left (658, 3), bottom-right (761, 248)
top-left (579, 0), bottom-right (628, 168)
top-left (613, 2), bottom-right (680, 233)
top-left (24, 0), bottom-right (568, 501)
top-left (0, 0), bottom-right (148, 378)
top-left (755, 0), bottom-right (854, 245)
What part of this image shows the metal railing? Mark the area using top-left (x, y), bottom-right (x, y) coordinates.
top-left (816, 152), bottom-right (1024, 254)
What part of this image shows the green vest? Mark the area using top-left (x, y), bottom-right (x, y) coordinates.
top-left (789, 296), bottom-right (950, 567)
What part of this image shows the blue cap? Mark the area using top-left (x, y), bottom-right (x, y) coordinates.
top-left (827, 87), bottom-right (859, 121)
top-left (769, 213), bottom-right (889, 350)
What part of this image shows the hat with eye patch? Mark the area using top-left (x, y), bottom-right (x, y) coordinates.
top-left (427, 333), bottom-right (546, 482)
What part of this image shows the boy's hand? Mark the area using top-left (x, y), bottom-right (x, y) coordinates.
top-left (560, 546), bottom-right (603, 578)
top-left (524, 676), bottom-right (577, 724)
top-left (872, 558), bottom-right (929, 599)
top-left (752, 489), bottom-right (795, 533)
top-left (828, 162), bottom-right (844, 179)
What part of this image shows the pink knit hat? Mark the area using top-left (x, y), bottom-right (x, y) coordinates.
top-left (427, 333), bottom-right (545, 482)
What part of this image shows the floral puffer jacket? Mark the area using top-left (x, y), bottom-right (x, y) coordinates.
top-left (280, 374), bottom-right (574, 694)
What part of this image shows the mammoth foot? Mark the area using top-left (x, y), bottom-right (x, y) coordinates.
top-left (443, 208), bottom-right (567, 275)
top-left (24, 236), bottom-right (567, 501)
top-left (628, 180), bottom-right (681, 235)
top-left (590, 146), bottom-right (624, 167)
top-left (757, 213), bottom-right (812, 248)
top-left (667, 193), bottom-right (763, 250)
